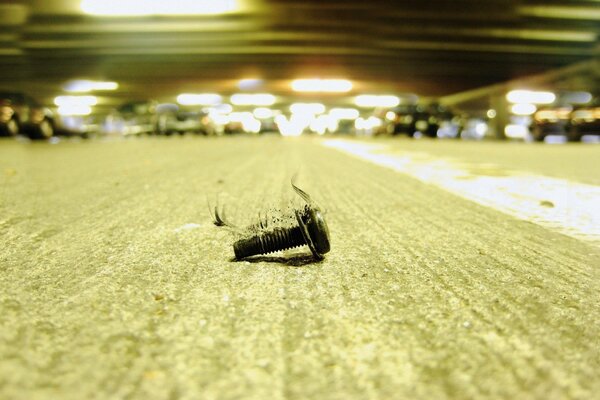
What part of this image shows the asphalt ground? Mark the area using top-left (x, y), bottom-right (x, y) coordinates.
top-left (1, 136), bottom-right (599, 400)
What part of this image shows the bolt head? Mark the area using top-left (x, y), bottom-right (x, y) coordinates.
top-left (296, 207), bottom-right (330, 259)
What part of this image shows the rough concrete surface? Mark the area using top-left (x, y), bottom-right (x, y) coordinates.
top-left (0, 136), bottom-right (599, 400)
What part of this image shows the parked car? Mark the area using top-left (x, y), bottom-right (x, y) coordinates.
top-left (569, 104), bottom-right (600, 142)
top-left (0, 92), bottom-right (55, 139)
top-left (104, 101), bottom-right (158, 136)
top-left (391, 103), bottom-right (456, 138)
top-left (156, 104), bottom-right (214, 135)
top-left (531, 107), bottom-right (572, 141)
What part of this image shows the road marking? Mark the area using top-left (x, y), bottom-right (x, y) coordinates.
top-left (323, 139), bottom-right (600, 246)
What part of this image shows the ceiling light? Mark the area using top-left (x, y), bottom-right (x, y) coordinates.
top-left (230, 94), bottom-right (276, 106)
top-left (54, 95), bottom-right (97, 107)
top-left (81, 0), bottom-right (237, 16)
top-left (63, 80), bottom-right (118, 93)
top-left (511, 103), bottom-right (537, 116)
top-left (238, 79), bottom-right (263, 91)
top-left (291, 79), bottom-right (353, 93)
top-left (506, 90), bottom-right (555, 104)
top-left (177, 93), bottom-right (222, 106)
top-left (58, 105), bottom-right (92, 116)
top-left (290, 103), bottom-right (326, 115)
top-left (562, 91), bottom-right (593, 105)
top-left (354, 95), bottom-right (400, 108)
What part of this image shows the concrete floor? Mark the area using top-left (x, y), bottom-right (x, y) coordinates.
top-left (0, 136), bottom-right (599, 399)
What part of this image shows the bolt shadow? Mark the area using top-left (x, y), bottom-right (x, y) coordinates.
top-left (231, 254), bottom-right (321, 267)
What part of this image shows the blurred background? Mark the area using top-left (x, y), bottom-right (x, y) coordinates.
top-left (0, 0), bottom-right (598, 142)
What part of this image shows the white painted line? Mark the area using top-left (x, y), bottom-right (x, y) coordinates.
top-left (323, 139), bottom-right (600, 246)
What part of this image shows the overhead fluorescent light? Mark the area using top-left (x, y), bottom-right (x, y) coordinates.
top-left (64, 80), bottom-right (118, 93)
top-left (81, 0), bottom-right (237, 16)
top-left (177, 93), bottom-right (222, 106)
top-left (506, 90), bottom-right (555, 104)
top-left (511, 103), bottom-right (537, 116)
top-left (58, 105), bottom-right (92, 116)
top-left (54, 95), bottom-right (98, 107)
top-left (354, 95), bottom-right (400, 108)
top-left (290, 103), bottom-right (326, 115)
top-left (291, 79), bottom-right (353, 93)
top-left (562, 91), bottom-right (593, 105)
top-left (238, 79), bottom-right (263, 91)
top-left (230, 94), bottom-right (276, 106)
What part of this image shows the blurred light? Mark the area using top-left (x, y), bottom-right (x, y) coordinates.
top-left (511, 103), bottom-right (537, 116)
top-left (228, 111), bottom-right (261, 133)
top-left (253, 107), bottom-right (274, 119)
top-left (355, 116), bottom-right (382, 130)
top-left (535, 108), bottom-right (572, 122)
top-left (54, 95), bottom-right (97, 107)
top-left (230, 93), bottom-right (276, 106)
top-left (505, 124), bottom-right (529, 139)
top-left (582, 135), bottom-right (600, 144)
top-left (81, 0), bottom-right (237, 16)
top-left (544, 135), bottom-right (567, 144)
top-left (58, 105), bottom-right (92, 116)
top-left (206, 104), bottom-right (233, 114)
top-left (277, 115), bottom-right (309, 137)
top-left (210, 114), bottom-right (230, 125)
top-left (177, 93), bottom-right (222, 106)
top-left (487, 109), bottom-right (497, 119)
top-left (228, 112), bottom-right (252, 122)
top-left (355, 95), bottom-right (400, 108)
top-left (572, 108), bottom-right (600, 121)
top-left (291, 79), bottom-right (353, 93)
top-left (475, 122), bottom-right (488, 137)
top-left (506, 90), bottom-right (556, 104)
top-left (63, 80), bottom-right (118, 93)
top-left (238, 79), bottom-right (263, 90)
top-left (562, 91), bottom-right (593, 105)
top-left (290, 103), bottom-right (325, 115)
top-left (310, 115), bottom-right (338, 135)
top-left (385, 111), bottom-right (396, 121)
top-left (329, 108), bottom-right (359, 120)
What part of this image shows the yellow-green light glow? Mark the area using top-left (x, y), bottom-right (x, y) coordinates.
top-left (81, 0), bottom-right (237, 16)
top-left (291, 79), bottom-right (353, 93)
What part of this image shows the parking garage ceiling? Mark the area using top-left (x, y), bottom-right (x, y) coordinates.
top-left (0, 0), bottom-right (598, 107)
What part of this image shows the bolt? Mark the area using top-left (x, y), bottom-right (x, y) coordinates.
top-left (233, 205), bottom-right (330, 260)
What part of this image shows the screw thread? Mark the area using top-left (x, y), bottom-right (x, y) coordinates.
top-left (234, 226), bottom-right (306, 259)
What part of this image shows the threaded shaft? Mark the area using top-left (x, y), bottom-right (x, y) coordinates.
top-left (234, 226), bottom-right (306, 259)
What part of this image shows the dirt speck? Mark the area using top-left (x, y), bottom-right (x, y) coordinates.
top-left (540, 200), bottom-right (555, 208)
